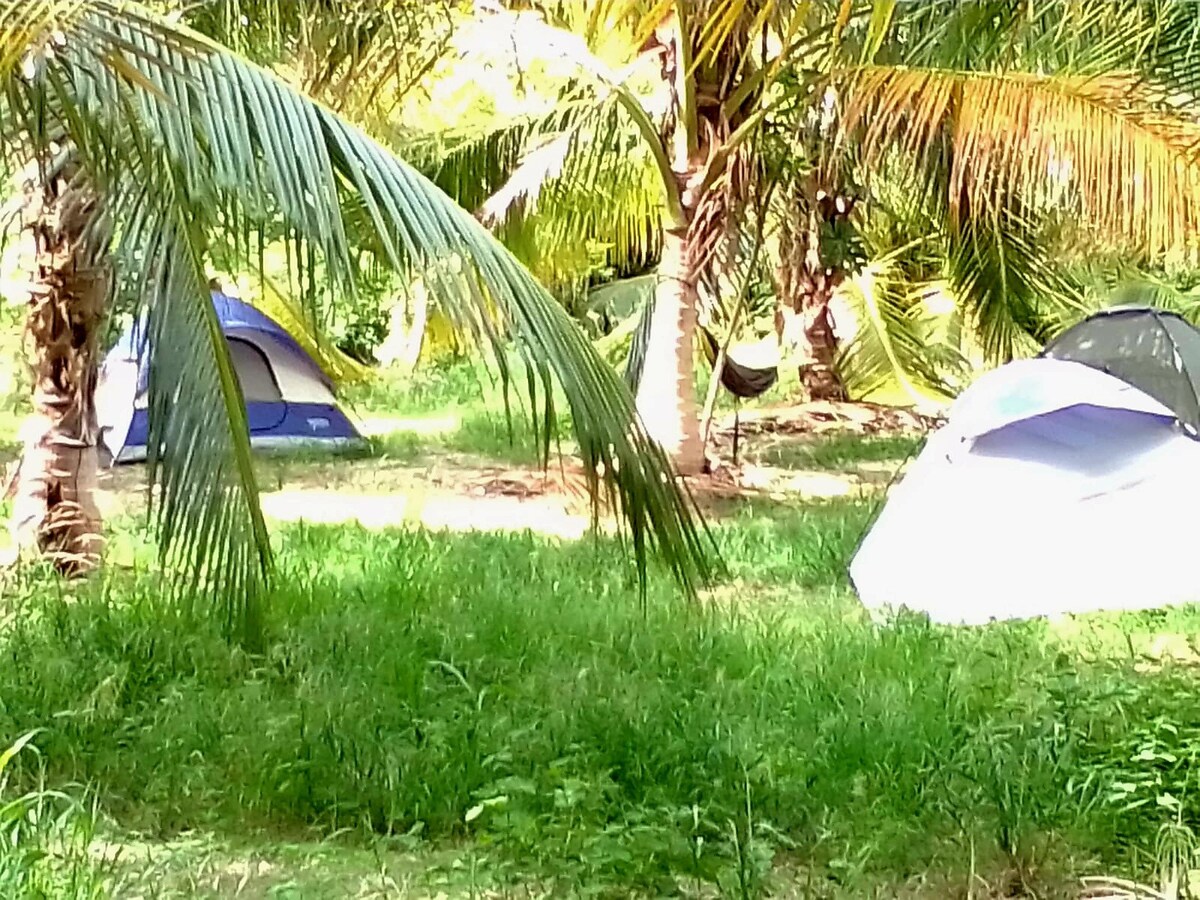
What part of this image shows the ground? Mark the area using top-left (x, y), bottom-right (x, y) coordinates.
top-left (57, 401), bottom-right (935, 548)
top-left (1, 369), bottom-right (1199, 899)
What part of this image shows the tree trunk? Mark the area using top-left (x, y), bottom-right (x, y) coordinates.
top-left (776, 179), bottom-right (850, 403)
top-left (794, 266), bottom-right (847, 402)
top-left (634, 224), bottom-right (706, 476)
top-left (376, 281), bottom-right (428, 371)
top-left (8, 169), bottom-right (109, 575)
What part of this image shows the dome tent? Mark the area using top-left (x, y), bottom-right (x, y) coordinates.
top-left (1040, 304), bottom-right (1200, 435)
top-left (97, 292), bottom-right (363, 464)
top-left (850, 305), bottom-right (1200, 625)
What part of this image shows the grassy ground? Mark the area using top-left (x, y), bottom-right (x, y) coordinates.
top-left (1, 364), bottom-right (1199, 898)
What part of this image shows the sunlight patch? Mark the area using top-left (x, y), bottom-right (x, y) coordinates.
top-left (261, 488), bottom-right (590, 540)
top-left (356, 415), bottom-right (460, 437)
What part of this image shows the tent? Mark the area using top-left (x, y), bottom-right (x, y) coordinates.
top-left (849, 305), bottom-right (1200, 625)
top-left (97, 292), bottom-right (363, 464)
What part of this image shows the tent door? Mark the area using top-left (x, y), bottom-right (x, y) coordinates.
top-left (227, 337), bottom-right (288, 433)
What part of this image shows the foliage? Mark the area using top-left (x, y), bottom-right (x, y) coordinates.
top-left (169, 0), bottom-right (462, 110)
top-left (0, 732), bottom-right (108, 897)
top-left (0, 0), bottom-right (716, 643)
top-left (0, 356), bottom-right (1198, 893)
top-left (833, 240), bottom-right (966, 404)
top-left (4, 480), bottom-right (1200, 895)
top-left (397, 1), bottom-right (1200, 405)
top-left (823, 0), bottom-right (1200, 374)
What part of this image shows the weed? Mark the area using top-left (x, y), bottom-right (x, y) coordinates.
top-left (0, 731), bottom-right (109, 898)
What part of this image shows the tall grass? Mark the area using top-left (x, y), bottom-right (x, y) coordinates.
top-left (1, 496), bottom-right (1199, 895)
top-left (0, 361), bottom-right (1197, 894)
top-left (0, 732), bottom-right (108, 897)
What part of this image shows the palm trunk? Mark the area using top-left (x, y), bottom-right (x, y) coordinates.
top-left (634, 223), bottom-right (705, 476)
top-left (776, 179), bottom-right (850, 403)
top-left (378, 281), bottom-right (428, 371)
top-left (9, 168), bottom-right (109, 575)
top-left (793, 265), bottom-right (847, 402)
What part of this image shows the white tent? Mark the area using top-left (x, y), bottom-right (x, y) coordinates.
top-left (850, 353), bottom-right (1200, 625)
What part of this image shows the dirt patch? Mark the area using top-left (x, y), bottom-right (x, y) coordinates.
top-left (711, 400), bottom-right (943, 442)
top-left (56, 403), bottom-right (927, 541)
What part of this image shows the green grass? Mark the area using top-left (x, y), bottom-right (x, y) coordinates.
top-left (3, 494), bottom-right (1200, 896)
top-left (4, 362), bottom-right (1200, 896)
top-left (338, 358), bottom-right (577, 466)
top-left (753, 433), bottom-right (925, 472)
top-left (0, 731), bottom-right (109, 898)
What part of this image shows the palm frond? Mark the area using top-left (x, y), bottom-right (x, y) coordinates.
top-left (182, 0), bottom-right (458, 117)
top-left (134, 178), bottom-right (271, 645)
top-left (398, 99), bottom-right (604, 217)
top-left (838, 64), bottom-right (1200, 255)
top-left (411, 75), bottom-right (664, 297)
top-left (835, 242), bottom-right (961, 403)
top-left (464, 2), bottom-right (686, 224)
top-left (623, 285), bottom-right (655, 393)
top-left (1, 0), bottom-right (718, 628)
top-left (1061, 270), bottom-right (1200, 333)
top-left (892, 1), bottom-right (1158, 76)
top-left (488, 108), bottom-right (664, 295)
top-left (943, 203), bottom-right (1086, 364)
top-left (478, 100), bottom-right (623, 227)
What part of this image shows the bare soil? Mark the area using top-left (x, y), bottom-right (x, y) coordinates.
top-left (57, 401), bottom-right (935, 541)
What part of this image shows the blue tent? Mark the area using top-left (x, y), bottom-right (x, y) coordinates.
top-left (97, 292), bottom-right (363, 463)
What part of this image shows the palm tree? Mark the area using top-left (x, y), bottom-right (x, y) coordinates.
top-left (408, 0), bottom-right (821, 475)
top-left (791, 0), bottom-right (1200, 400)
top-left (0, 0), bottom-right (716, 644)
top-left (411, 0), bottom-right (1200, 462)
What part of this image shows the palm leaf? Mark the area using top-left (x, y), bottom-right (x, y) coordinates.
top-left (489, 117), bottom-right (664, 295)
top-left (415, 85), bottom-right (663, 297)
top-left (398, 97), bottom-right (608, 217)
top-left (943, 203), bottom-right (1086, 364)
top-left (1056, 270), bottom-right (1200, 335)
top-left (182, 0), bottom-right (457, 114)
top-left (478, 100), bottom-right (623, 228)
top-left (835, 242), bottom-right (961, 403)
top-left (462, 1), bottom-right (687, 225)
top-left (838, 64), bottom-right (1200, 255)
top-left (2, 0), bottom-right (718, 632)
top-left (136, 184), bottom-right (272, 644)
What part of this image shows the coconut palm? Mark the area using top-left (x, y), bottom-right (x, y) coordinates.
top-left (811, 0), bottom-right (1200, 400)
top-left (407, 0), bottom-right (1200, 464)
top-left (0, 0), bottom-right (716, 644)
top-left (406, 0), bottom-right (822, 474)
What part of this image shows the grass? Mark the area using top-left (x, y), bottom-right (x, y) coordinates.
top-left (339, 356), bottom-right (576, 466)
top-left (4, 496), bottom-right (1200, 896)
top-left (2, 362), bottom-right (1200, 896)
top-left (752, 433), bottom-right (926, 473)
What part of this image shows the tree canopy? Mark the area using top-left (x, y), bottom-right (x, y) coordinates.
top-left (0, 0), bottom-right (717, 642)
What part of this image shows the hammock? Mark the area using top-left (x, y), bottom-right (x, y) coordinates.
top-left (624, 296), bottom-right (779, 399)
top-left (699, 328), bottom-right (779, 398)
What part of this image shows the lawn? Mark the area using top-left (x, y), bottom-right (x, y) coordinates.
top-left (1, 365), bottom-right (1199, 898)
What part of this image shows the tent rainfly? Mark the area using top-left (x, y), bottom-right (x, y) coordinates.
top-left (850, 306), bottom-right (1200, 625)
top-left (97, 292), bottom-right (363, 464)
